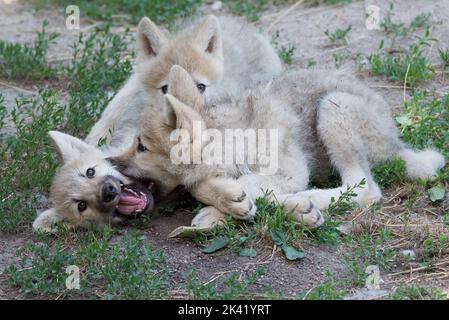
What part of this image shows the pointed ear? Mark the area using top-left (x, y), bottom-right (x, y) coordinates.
top-left (168, 65), bottom-right (205, 109)
top-left (48, 131), bottom-right (96, 163)
top-left (137, 17), bottom-right (168, 58)
top-left (192, 15), bottom-right (222, 58)
top-left (32, 208), bottom-right (64, 233)
top-left (163, 94), bottom-right (204, 131)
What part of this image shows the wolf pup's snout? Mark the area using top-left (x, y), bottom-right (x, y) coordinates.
top-left (102, 182), bottom-right (118, 202)
top-left (100, 176), bottom-right (121, 203)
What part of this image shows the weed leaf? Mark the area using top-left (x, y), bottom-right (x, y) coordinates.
top-left (396, 115), bottom-right (413, 126)
top-left (270, 229), bottom-right (286, 246)
top-left (429, 186), bottom-right (445, 202)
top-left (281, 245), bottom-right (305, 261)
top-left (202, 236), bottom-right (230, 254)
top-left (239, 248), bottom-right (257, 257)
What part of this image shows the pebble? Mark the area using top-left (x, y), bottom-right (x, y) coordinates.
top-left (401, 249), bottom-right (416, 260)
top-left (211, 1), bottom-right (222, 11)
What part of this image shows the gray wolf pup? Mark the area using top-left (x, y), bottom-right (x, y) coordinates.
top-left (111, 65), bottom-right (445, 229)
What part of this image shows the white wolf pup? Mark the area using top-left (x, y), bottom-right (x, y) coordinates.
top-left (111, 65), bottom-right (445, 229)
top-left (33, 15), bottom-right (282, 232)
top-left (85, 14), bottom-right (282, 148)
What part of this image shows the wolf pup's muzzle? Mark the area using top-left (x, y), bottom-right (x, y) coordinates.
top-left (96, 175), bottom-right (154, 219)
top-left (101, 181), bottom-right (119, 203)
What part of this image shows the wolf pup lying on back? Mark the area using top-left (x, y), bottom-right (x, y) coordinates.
top-left (111, 65), bottom-right (445, 229)
top-left (32, 15), bottom-right (282, 232)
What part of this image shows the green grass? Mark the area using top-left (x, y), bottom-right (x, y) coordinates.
top-left (439, 47), bottom-right (449, 68)
top-left (300, 271), bottom-right (346, 300)
top-left (398, 92), bottom-right (449, 158)
top-left (224, 0), bottom-right (268, 22)
top-left (387, 284), bottom-right (447, 300)
top-left (184, 266), bottom-right (268, 299)
top-left (6, 229), bottom-right (168, 298)
top-left (271, 31), bottom-right (296, 65)
top-left (0, 20), bottom-right (58, 80)
top-left (343, 227), bottom-right (396, 286)
top-left (368, 34), bottom-right (435, 87)
top-left (381, 5), bottom-right (431, 40)
top-left (31, 0), bottom-right (203, 25)
top-left (0, 24), bottom-right (133, 233)
top-left (325, 25), bottom-right (352, 44)
top-left (373, 157), bottom-right (407, 188)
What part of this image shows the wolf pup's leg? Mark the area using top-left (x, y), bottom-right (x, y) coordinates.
top-left (189, 177), bottom-right (257, 221)
top-left (304, 91), bottom-right (391, 209)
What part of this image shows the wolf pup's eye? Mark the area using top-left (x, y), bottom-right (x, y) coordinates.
top-left (160, 85), bottom-right (168, 94)
top-left (137, 137), bottom-right (148, 152)
top-left (78, 201), bottom-right (87, 212)
top-left (86, 168), bottom-right (95, 178)
top-left (196, 83), bottom-right (206, 94)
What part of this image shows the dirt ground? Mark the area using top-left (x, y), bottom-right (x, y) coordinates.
top-left (1, 0), bottom-right (448, 299)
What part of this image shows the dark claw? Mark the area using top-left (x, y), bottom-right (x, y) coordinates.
top-left (233, 191), bottom-right (247, 202)
top-left (302, 202), bottom-right (314, 214)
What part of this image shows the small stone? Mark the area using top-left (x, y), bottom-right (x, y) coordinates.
top-left (401, 249), bottom-right (416, 260)
top-left (211, 1), bottom-right (222, 11)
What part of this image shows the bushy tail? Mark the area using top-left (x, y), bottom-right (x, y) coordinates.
top-left (397, 148), bottom-right (446, 180)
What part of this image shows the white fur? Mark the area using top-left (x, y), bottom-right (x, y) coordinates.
top-left (398, 148), bottom-right (446, 180)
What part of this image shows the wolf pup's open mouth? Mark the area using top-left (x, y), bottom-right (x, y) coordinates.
top-left (115, 182), bottom-right (155, 218)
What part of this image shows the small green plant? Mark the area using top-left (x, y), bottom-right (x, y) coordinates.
top-left (387, 285), bottom-right (447, 300)
top-left (422, 234), bottom-right (449, 261)
top-left (368, 33), bottom-right (435, 87)
top-left (327, 180), bottom-right (365, 216)
top-left (438, 47), bottom-right (449, 69)
top-left (325, 25), bottom-right (352, 44)
top-left (300, 271), bottom-right (346, 300)
top-left (373, 157), bottom-right (407, 188)
top-left (332, 52), bottom-right (349, 69)
top-left (307, 58), bottom-right (317, 68)
top-left (0, 20), bottom-right (58, 80)
top-left (224, 0), bottom-right (268, 22)
top-left (398, 91), bottom-right (449, 157)
top-left (271, 31), bottom-right (296, 65)
top-left (184, 267), bottom-right (267, 299)
top-left (381, 6), bottom-right (431, 40)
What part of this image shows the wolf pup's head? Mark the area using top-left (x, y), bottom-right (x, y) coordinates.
top-left (136, 15), bottom-right (223, 106)
top-left (111, 65), bottom-right (207, 197)
top-left (33, 131), bottom-right (154, 232)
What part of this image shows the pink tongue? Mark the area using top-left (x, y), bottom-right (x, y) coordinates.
top-left (116, 189), bottom-right (146, 215)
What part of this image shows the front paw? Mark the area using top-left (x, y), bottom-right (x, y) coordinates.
top-left (191, 206), bottom-right (226, 228)
top-left (218, 188), bottom-right (257, 220)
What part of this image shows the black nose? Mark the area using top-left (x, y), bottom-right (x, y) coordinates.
top-left (101, 183), bottom-right (118, 202)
